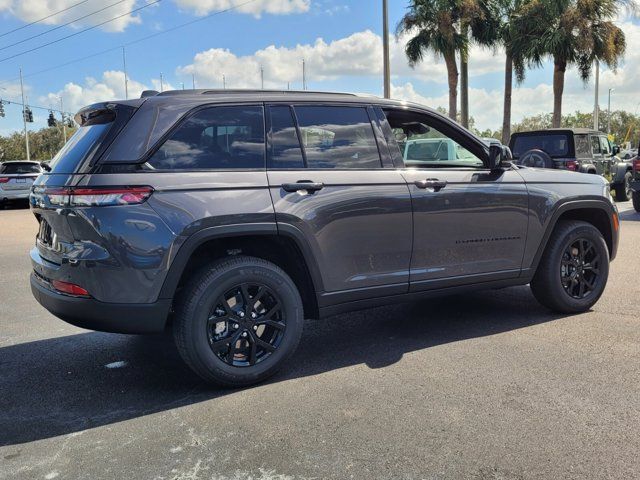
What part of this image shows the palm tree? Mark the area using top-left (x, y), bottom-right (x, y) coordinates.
top-left (398, 0), bottom-right (488, 123)
top-left (513, 0), bottom-right (626, 128)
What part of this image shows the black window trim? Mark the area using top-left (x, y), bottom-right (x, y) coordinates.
top-left (381, 106), bottom-right (491, 170)
top-left (265, 104), bottom-right (307, 170)
top-left (138, 102), bottom-right (267, 173)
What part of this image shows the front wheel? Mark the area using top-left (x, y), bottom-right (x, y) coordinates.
top-left (173, 256), bottom-right (304, 387)
top-left (614, 171), bottom-right (632, 202)
top-left (531, 220), bottom-right (609, 313)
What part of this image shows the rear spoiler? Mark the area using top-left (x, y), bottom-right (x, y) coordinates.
top-left (74, 98), bottom-right (147, 127)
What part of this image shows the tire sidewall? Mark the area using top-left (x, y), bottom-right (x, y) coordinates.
top-left (183, 260), bottom-right (303, 385)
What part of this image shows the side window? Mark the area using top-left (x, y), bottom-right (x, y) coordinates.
top-left (268, 106), bottom-right (305, 169)
top-left (600, 137), bottom-right (611, 155)
top-left (148, 106), bottom-right (265, 170)
top-left (293, 106), bottom-right (381, 169)
top-left (591, 135), bottom-right (601, 155)
top-left (574, 134), bottom-right (591, 157)
top-left (383, 108), bottom-right (485, 168)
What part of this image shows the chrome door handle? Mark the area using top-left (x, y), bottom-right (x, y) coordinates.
top-left (415, 179), bottom-right (447, 191)
top-left (282, 181), bottom-right (324, 193)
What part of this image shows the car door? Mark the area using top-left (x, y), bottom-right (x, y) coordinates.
top-left (266, 104), bottom-right (413, 302)
top-left (377, 107), bottom-right (529, 292)
top-left (591, 134), bottom-right (605, 174)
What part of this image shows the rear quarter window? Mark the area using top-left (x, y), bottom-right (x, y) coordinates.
top-left (574, 135), bottom-right (591, 157)
top-left (48, 124), bottom-right (112, 174)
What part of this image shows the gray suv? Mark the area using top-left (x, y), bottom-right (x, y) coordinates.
top-left (29, 90), bottom-right (619, 386)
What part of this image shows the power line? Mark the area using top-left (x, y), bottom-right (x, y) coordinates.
top-left (1, 0), bottom-right (128, 52)
top-left (0, 0), bottom-right (259, 86)
top-left (0, 0), bottom-right (91, 39)
top-left (0, 0), bottom-right (163, 64)
top-left (0, 98), bottom-right (74, 116)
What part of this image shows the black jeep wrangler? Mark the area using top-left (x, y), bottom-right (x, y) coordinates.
top-left (510, 128), bottom-right (634, 202)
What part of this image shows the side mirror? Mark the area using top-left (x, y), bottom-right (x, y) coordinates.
top-left (489, 144), bottom-right (513, 170)
top-left (612, 145), bottom-right (620, 155)
top-left (41, 163), bottom-right (51, 172)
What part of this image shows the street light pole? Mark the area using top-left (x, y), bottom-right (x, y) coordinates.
top-left (122, 46), bottom-right (129, 100)
top-left (382, 0), bottom-right (391, 99)
top-left (19, 67), bottom-right (30, 161)
top-left (594, 61), bottom-right (600, 130)
top-left (607, 88), bottom-right (615, 135)
top-left (160, 72), bottom-right (164, 92)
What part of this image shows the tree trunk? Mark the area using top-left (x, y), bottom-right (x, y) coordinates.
top-left (444, 51), bottom-right (459, 121)
top-left (460, 26), bottom-right (469, 128)
top-left (552, 58), bottom-right (567, 128)
top-left (502, 49), bottom-right (513, 145)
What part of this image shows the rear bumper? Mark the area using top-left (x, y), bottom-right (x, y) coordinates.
top-left (0, 189), bottom-right (30, 200)
top-left (30, 273), bottom-right (171, 334)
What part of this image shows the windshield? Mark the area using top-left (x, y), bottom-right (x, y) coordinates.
top-left (512, 134), bottom-right (570, 158)
top-left (48, 123), bottom-right (112, 174)
top-left (0, 162), bottom-right (41, 174)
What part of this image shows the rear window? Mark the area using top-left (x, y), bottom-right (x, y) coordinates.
top-left (512, 134), bottom-right (570, 158)
top-left (0, 162), bottom-right (41, 174)
top-left (49, 123), bottom-right (112, 174)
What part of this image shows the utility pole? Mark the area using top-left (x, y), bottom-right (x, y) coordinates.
top-left (223, 74), bottom-right (226, 89)
top-left (382, 0), bottom-right (391, 99)
top-left (260, 65), bottom-right (264, 89)
top-left (192, 73), bottom-right (196, 89)
top-left (122, 46), bottom-right (128, 100)
top-left (594, 61), bottom-right (600, 131)
top-left (302, 59), bottom-right (307, 90)
top-left (59, 97), bottom-right (67, 143)
top-left (160, 72), bottom-right (164, 92)
top-left (19, 67), bottom-right (30, 161)
top-left (608, 88), bottom-right (615, 135)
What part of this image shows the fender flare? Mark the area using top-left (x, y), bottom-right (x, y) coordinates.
top-left (611, 162), bottom-right (633, 184)
top-left (157, 222), bottom-right (324, 300)
top-left (528, 198), bottom-right (618, 275)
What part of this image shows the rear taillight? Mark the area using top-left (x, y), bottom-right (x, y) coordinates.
top-left (564, 160), bottom-right (578, 171)
top-left (51, 279), bottom-right (91, 297)
top-left (42, 186), bottom-right (153, 207)
top-left (633, 158), bottom-right (640, 172)
top-left (0, 177), bottom-right (9, 183)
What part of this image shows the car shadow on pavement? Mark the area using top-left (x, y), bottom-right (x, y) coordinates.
top-left (0, 285), bottom-right (564, 447)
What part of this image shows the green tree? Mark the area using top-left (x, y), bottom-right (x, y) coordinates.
top-left (398, 0), bottom-right (491, 123)
top-left (0, 126), bottom-right (75, 161)
top-left (513, 0), bottom-right (626, 128)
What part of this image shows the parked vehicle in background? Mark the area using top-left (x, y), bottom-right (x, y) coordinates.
top-left (0, 161), bottom-right (44, 205)
top-left (29, 90), bottom-right (619, 387)
top-left (629, 141), bottom-right (640, 212)
top-left (509, 129), bottom-right (634, 202)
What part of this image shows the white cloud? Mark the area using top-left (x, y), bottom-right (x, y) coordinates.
top-left (0, 0), bottom-right (143, 33)
top-left (41, 71), bottom-right (173, 113)
top-left (173, 0), bottom-right (310, 17)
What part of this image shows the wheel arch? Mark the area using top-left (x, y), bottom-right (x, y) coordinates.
top-left (530, 199), bottom-right (618, 275)
top-left (159, 223), bottom-right (323, 319)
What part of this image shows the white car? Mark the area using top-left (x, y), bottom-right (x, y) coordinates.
top-left (0, 161), bottom-right (44, 204)
top-left (403, 137), bottom-right (483, 167)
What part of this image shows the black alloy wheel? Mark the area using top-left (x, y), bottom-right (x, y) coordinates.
top-left (560, 238), bottom-right (602, 300)
top-left (207, 283), bottom-right (285, 367)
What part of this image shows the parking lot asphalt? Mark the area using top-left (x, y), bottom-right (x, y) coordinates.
top-left (1, 200), bottom-right (639, 480)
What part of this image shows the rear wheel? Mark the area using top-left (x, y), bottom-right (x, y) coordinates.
top-left (173, 256), bottom-right (304, 387)
top-left (531, 220), bottom-right (609, 313)
top-left (614, 171), bottom-right (632, 202)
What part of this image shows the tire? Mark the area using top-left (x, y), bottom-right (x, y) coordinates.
top-left (516, 149), bottom-right (553, 169)
top-left (614, 171), bottom-right (632, 202)
top-left (531, 220), bottom-right (609, 313)
top-left (633, 190), bottom-right (640, 213)
top-left (173, 255), bottom-right (304, 387)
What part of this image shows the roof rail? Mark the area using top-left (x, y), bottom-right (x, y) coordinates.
top-left (154, 88), bottom-right (358, 97)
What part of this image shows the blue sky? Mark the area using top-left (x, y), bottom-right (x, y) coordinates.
top-left (0, 0), bottom-right (637, 135)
